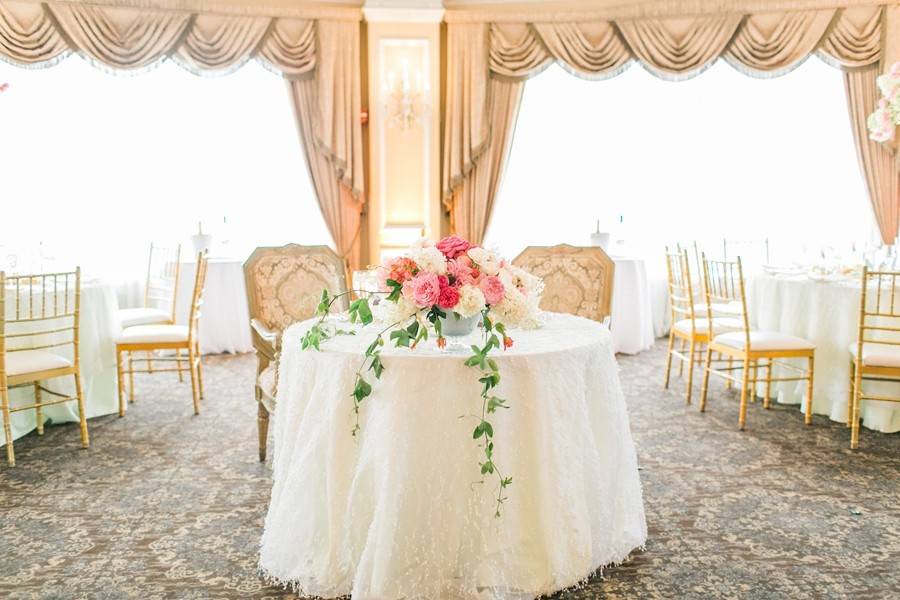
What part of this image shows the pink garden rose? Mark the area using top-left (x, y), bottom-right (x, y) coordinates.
top-left (447, 255), bottom-right (480, 286)
top-left (479, 275), bottom-right (505, 306)
top-left (408, 271), bottom-right (442, 308)
top-left (437, 285), bottom-right (460, 310)
top-left (436, 235), bottom-right (472, 259)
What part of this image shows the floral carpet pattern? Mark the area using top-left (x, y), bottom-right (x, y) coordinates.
top-left (1, 345), bottom-right (898, 599)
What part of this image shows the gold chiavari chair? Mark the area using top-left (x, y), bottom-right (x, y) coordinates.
top-left (115, 253), bottom-right (208, 416)
top-left (848, 268), bottom-right (900, 449)
top-left (663, 248), bottom-right (741, 404)
top-left (699, 255), bottom-right (816, 430)
top-left (512, 244), bottom-right (615, 323)
top-left (118, 243), bottom-right (181, 328)
top-left (243, 245), bottom-right (349, 461)
top-left (1, 269), bottom-right (88, 466)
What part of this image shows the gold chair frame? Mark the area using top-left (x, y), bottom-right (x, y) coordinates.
top-left (1, 269), bottom-right (88, 466)
top-left (512, 244), bottom-right (615, 323)
top-left (699, 256), bottom-right (814, 430)
top-left (144, 242), bottom-right (181, 324)
top-left (848, 267), bottom-right (900, 449)
top-left (115, 253), bottom-right (208, 416)
top-left (243, 244), bottom-right (349, 461)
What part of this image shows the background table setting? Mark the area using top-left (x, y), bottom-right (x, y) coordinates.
top-left (747, 265), bottom-right (900, 433)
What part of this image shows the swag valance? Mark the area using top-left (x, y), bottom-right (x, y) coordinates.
top-left (444, 3), bottom-right (899, 244)
top-left (0, 0), bottom-right (364, 267)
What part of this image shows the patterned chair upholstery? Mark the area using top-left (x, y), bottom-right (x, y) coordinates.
top-left (512, 244), bottom-right (615, 323)
top-left (243, 244), bottom-right (348, 461)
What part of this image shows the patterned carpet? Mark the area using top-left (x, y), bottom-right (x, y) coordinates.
top-left (1, 343), bottom-right (898, 599)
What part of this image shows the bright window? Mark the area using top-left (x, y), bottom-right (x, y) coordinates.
top-left (487, 59), bottom-right (875, 265)
top-left (0, 57), bottom-right (331, 277)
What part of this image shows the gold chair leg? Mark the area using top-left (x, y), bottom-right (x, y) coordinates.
top-left (74, 372), bottom-right (89, 448)
top-left (699, 346), bottom-right (713, 412)
top-left (678, 338), bottom-right (686, 377)
top-left (804, 355), bottom-right (814, 426)
top-left (2, 386), bottom-right (14, 467)
top-left (116, 348), bottom-right (126, 417)
top-left (685, 339), bottom-right (696, 405)
top-left (663, 331), bottom-right (675, 389)
top-left (738, 357), bottom-right (750, 430)
top-left (147, 351), bottom-right (153, 374)
top-left (128, 352), bottom-right (135, 403)
top-left (763, 359), bottom-right (772, 409)
top-left (851, 361), bottom-right (862, 449)
top-left (34, 382), bottom-right (44, 435)
top-left (726, 356), bottom-right (734, 389)
top-left (258, 400), bottom-right (269, 462)
top-left (176, 349), bottom-right (185, 383)
top-left (846, 360), bottom-right (855, 427)
top-left (749, 360), bottom-right (759, 402)
top-left (195, 342), bottom-right (204, 400)
top-left (188, 347), bottom-right (200, 415)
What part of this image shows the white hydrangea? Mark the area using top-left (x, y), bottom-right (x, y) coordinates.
top-left (376, 295), bottom-right (417, 324)
top-left (407, 245), bottom-right (448, 275)
top-left (454, 284), bottom-right (486, 318)
top-left (493, 287), bottom-right (541, 329)
top-left (498, 264), bottom-right (544, 299)
top-left (466, 247), bottom-right (501, 276)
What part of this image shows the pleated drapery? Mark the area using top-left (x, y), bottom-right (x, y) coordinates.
top-left (0, 0), bottom-right (364, 268)
top-left (443, 3), bottom-right (897, 243)
top-left (845, 67), bottom-right (900, 244)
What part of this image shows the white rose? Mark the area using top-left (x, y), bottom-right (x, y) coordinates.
top-left (467, 247), bottom-right (501, 276)
top-left (376, 295), bottom-right (417, 324)
top-left (408, 245), bottom-right (448, 275)
top-left (455, 284), bottom-right (486, 318)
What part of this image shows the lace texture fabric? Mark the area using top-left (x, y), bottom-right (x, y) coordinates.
top-left (260, 312), bottom-right (647, 599)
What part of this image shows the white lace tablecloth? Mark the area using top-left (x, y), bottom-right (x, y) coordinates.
top-left (610, 256), bottom-right (655, 355)
top-left (260, 313), bottom-right (647, 599)
top-left (3, 280), bottom-right (120, 444)
top-left (748, 274), bottom-right (900, 433)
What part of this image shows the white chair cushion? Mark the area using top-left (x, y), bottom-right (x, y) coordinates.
top-left (694, 302), bottom-right (742, 316)
top-left (118, 324), bottom-right (189, 344)
top-left (118, 307), bottom-right (171, 328)
top-left (673, 317), bottom-right (743, 335)
top-left (714, 331), bottom-right (815, 351)
top-left (848, 342), bottom-right (900, 368)
top-left (6, 350), bottom-right (72, 376)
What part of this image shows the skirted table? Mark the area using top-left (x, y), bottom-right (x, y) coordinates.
top-left (260, 313), bottom-right (646, 599)
top-left (610, 256), bottom-right (655, 355)
top-left (3, 279), bottom-right (120, 443)
top-left (176, 257), bottom-right (252, 355)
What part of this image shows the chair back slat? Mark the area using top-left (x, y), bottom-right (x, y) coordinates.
top-left (187, 253), bottom-right (209, 343)
top-left (144, 243), bottom-right (181, 323)
top-left (857, 268), bottom-right (900, 347)
top-left (665, 247), bottom-right (695, 325)
top-left (701, 256), bottom-right (751, 345)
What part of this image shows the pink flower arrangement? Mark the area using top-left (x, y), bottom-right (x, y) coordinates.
top-left (436, 235), bottom-right (472, 259)
top-left (868, 61), bottom-right (900, 143)
top-left (479, 276), bottom-right (506, 306)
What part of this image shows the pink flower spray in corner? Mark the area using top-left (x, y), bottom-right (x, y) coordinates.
top-left (0, 83), bottom-right (9, 94)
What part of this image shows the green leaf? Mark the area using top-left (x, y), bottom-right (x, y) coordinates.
top-left (480, 460), bottom-right (494, 475)
top-left (482, 421), bottom-right (494, 438)
top-left (464, 355), bottom-right (481, 367)
top-left (406, 320), bottom-right (419, 337)
top-left (352, 376), bottom-right (372, 402)
top-left (495, 322), bottom-right (506, 336)
top-left (473, 422), bottom-right (485, 439)
top-left (365, 338), bottom-right (380, 356)
top-left (487, 396), bottom-right (507, 413)
top-left (357, 299), bottom-right (373, 325)
top-left (389, 328), bottom-right (411, 348)
top-left (433, 317), bottom-right (442, 337)
top-left (482, 313), bottom-right (493, 331)
top-left (369, 354), bottom-right (384, 379)
top-left (487, 358), bottom-right (499, 372)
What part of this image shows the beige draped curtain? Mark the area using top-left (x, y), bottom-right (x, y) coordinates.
top-left (444, 3), bottom-right (896, 244)
top-left (0, 0), bottom-right (364, 268)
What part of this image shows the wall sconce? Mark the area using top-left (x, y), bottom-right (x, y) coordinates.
top-left (383, 58), bottom-right (427, 130)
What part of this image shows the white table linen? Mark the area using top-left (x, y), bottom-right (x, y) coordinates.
top-left (260, 313), bottom-right (647, 599)
top-left (747, 274), bottom-right (900, 433)
top-left (610, 256), bottom-right (655, 354)
top-left (176, 258), bottom-right (252, 355)
top-left (3, 280), bottom-right (120, 443)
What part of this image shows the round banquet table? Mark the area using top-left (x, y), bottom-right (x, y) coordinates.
top-left (3, 279), bottom-right (120, 444)
top-left (747, 274), bottom-right (900, 433)
top-left (175, 257), bottom-right (252, 355)
top-left (610, 256), bottom-right (655, 355)
top-left (259, 312), bottom-right (647, 599)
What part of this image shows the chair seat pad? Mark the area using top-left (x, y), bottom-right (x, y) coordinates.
top-left (258, 364), bottom-right (278, 409)
top-left (6, 350), bottom-right (72, 376)
top-left (714, 331), bottom-right (815, 351)
top-left (694, 301), bottom-right (743, 316)
top-left (118, 307), bottom-right (171, 328)
top-left (673, 317), bottom-right (743, 335)
top-left (119, 324), bottom-right (189, 344)
top-left (848, 342), bottom-right (900, 368)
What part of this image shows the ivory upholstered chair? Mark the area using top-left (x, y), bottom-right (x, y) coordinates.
top-left (848, 267), bottom-right (900, 449)
top-left (699, 256), bottom-right (816, 430)
top-left (118, 243), bottom-right (181, 328)
top-left (1, 269), bottom-right (89, 466)
top-left (243, 244), bottom-right (348, 461)
top-left (512, 244), bottom-right (615, 323)
top-left (115, 253), bottom-right (208, 416)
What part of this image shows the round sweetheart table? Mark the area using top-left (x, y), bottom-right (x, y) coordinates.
top-left (259, 312), bottom-right (647, 600)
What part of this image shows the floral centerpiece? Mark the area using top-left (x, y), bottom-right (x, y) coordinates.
top-left (867, 62), bottom-right (900, 142)
top-left (302, 236), bottom-right (543, 516)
